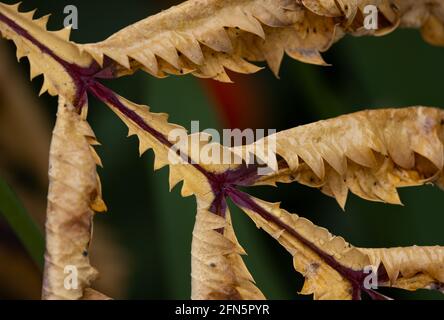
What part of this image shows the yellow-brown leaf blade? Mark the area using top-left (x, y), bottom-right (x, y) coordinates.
top-left (191, 197), bottom-right (265, 300)
top-left (42, 96), bottom-right (106, 300)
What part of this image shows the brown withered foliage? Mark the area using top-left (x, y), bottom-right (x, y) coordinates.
top-left (0, 0), bottom-right (443, 300)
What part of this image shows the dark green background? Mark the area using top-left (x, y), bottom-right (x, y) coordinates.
top-left (0, 0), bottom-right (443, 299)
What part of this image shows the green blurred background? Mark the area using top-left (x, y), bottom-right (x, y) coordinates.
top-left (0, 0), bottom-right (443, 300)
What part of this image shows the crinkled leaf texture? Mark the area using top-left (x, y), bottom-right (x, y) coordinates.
top-left (81, 0), bottom-right (444, 80)
top-left (232, 107), bottom-right (444, 209)
top-left (233, 195), bottom-right (444, 299)
top-left (191, 197), bottom-right (264, 299)
top-left (42, 96), bottom-right (107, 300)
top-left (360, 246), bottom-right (444, 292)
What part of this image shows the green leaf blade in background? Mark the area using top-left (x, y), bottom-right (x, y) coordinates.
top-left (0, 177), bottom-right (45, 270)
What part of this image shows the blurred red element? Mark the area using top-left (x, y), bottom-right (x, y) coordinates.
top-left (200, 72), bottom-right (269, 129)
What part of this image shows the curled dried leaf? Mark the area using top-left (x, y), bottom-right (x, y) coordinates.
top-left (231, 192), bottom-right (444, 299)
top-left (191, 197), bottom-right (264, 300)
top-left (80, 0), bottom-right (444, 81)
top-left (42, 96), bottom-right (106, 300)
top-left (233, 107), bottom-right (444, 208)
top-left (81, 0), bottom-right (308, 81)
top-left (359, 246), bottom-right (444, 292)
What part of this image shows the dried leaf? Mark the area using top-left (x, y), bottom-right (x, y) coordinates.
top-left (80, 0), bottom-right (444, 80)
top-left (3, 1), bottom-right (444, 88)
top-left (191, 197), bottom-right (264, 299)
top-left (0, 2), bottom-right (93, 99)
top-left (42, 96), bottom-right (107, 300)
top-left (93, 87), bottom-right (210, 197)
top-left (232, 107), bottom-right (444, 209)
top-left (396, 0), bottom-right (444, 46)
top-left (230, 192), bottom-right (444, 299)
top-left (359, 246), bottom-right (444, 292)
top-left (80, 0), bottom-right (337, 80)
